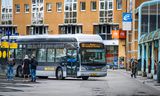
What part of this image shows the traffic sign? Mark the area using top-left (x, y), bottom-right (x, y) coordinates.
top-left (123, 13), bottom-right (132, 22)
top-left (122, 13), bottom-right (132, 30)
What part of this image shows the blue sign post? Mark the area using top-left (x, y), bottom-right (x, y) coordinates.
top-left (123, 13), bottom-right (132, 22)
top-left (122, 13), bottom-right (132, 30)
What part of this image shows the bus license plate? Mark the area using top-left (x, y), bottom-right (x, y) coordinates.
top-left (90, 73), bottom-right (97, 76)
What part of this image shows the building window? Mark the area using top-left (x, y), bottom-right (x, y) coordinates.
top-left (91, 1), bottom-right (96, 11)
top-left (28, 26), bottom-right (48, 35)
top-left (64, 0), bottom-right (77, 24)
top-left (129, 0), bottom-right (132, 12)
top-left (46, 3), bottom-right (52, 12)
top-left (57, 2), bottom-right (62, 12)
top-left (106, 46), bottom-right (118, 65)
top-left (32, 0), bottom-right (36, 4)
top-left (80, 2), bottom-right (86, 11)
top-left (15, 4), bottom-right (20, 13)
top-left (108, 0), bottom-right (113, 10)
top-left (99, 0), bottom-right (113, 23)
top-left (116, 0), bottom-right (122, 10)
top-left (24, 4), bottom-right (29, 13)
top-left (1, 0), bottom-right (13, 25)
top-left (60, 26), bottom-right (82, 34)
top-left (32, 0), bottom-right (44, 24)
top-left (94, 25), bottom-right (112, 40)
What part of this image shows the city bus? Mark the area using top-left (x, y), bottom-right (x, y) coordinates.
top-left (3, 34), bottom-right (107, 80)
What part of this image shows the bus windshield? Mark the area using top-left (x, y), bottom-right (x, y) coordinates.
top-left (81, 49), bottom-right (105, 64)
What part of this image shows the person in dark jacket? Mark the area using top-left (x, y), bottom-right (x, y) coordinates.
top-left (131, 59), bottom-right (138, 78)
top-left (7, 57), bottom-right (15, 81)
top-left (30, 54), bottom-right (38, 82)
top-left (22, 55), bottom-right (30, 81)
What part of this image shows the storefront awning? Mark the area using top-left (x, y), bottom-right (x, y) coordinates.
top-left (139, 29), bottom-right (160, 44)
top-left (153, 29), bottom-right (160, 40)
top-left (139, 34), bottom-right (146, 44)
top-left (143, 34), bottom-right (149, 43)
top-left (147, 31), bottom-right (154, 42)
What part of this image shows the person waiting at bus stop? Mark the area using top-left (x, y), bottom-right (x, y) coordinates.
top-left (131, 58), bottom-right (138, 78)
top-left (22, 55), bottom-right (30, 81)
top-left (7, 57), bottom-right (15, 81)
top-left (30, 54), bottom-right (38, 82)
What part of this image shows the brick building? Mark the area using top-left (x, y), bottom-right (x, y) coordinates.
top-left (0, 0), bottom-right (127, 67)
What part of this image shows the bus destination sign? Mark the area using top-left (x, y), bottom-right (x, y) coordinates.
top-left (80, 43), bottom-right (104, 49)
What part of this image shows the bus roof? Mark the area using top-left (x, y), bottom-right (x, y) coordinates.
top-left (2, 34), bottom-right (103, 43)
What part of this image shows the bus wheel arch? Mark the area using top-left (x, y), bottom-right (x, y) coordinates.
top-left (56, 67), bottom-right (65, 80)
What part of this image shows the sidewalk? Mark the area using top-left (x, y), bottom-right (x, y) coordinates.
top-left (0, 74), bottom-right (25, 83)
top-left (119, 69), bottom-right (160, 91)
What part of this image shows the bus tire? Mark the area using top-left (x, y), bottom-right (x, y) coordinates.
top-left (82, 76), bottom-right (89, 80)
top-left (56, 68), bottom-right (64, 80)
top-left (17, 66), bottom-right (23, 77)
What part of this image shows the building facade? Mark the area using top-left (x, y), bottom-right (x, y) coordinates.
top-left (0, 0), bottom-right (127, 67)
top-left (138, 0), bottom-right (160, 79)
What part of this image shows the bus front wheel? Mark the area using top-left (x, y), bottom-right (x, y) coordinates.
top-left (56, 68), bottom-right (64, 80)
top-left (82, 76), bottom-right (89, 80)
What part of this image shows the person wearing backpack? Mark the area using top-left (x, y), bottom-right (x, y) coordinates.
top-left (30, 54), bottom-right (38, 82)
top-left (7, 57), bottom-right (15, 81)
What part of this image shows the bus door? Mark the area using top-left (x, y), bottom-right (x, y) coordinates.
top-left (66, 49), bottom-right (78, 76)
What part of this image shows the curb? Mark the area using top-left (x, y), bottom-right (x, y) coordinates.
top-left (121, 69), bottom-right (160, 91)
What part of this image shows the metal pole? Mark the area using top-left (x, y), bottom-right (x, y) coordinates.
top-left (7, 30), bottom-right (10, 61)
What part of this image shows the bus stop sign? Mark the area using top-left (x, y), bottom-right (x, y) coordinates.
top-left (122, 13), bottom-right (132, 31)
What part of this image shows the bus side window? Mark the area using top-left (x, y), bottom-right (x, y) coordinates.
top-left (55, 49), bottom-right (66, 62)
top-left (37, 49), bottom-right (47, 62)
top-left (47, 49), bottom-right (55, 62)
top-left (15, 48), bottom-right (23, 59)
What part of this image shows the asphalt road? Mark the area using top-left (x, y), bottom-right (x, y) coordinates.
top-left (0, 70), bottom-right (160, 96)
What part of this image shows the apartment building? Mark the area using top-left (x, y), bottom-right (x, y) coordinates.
top-left (0, 0), bottom-right (127, 67)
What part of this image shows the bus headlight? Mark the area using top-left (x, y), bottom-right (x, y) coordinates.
top-left (102, 67), bottom-right (107, 71)
top-left (81, 66), bottom-right (87, 71)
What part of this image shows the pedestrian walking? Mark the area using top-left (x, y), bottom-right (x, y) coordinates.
top-left (131, 59), bottom-right (138, 78)
top-left (22, 55), bottom-right (30, 81)
top-left (6, 57), bottom-right (15, 81)
top-left (30, 54), bottom-right (38, 82)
